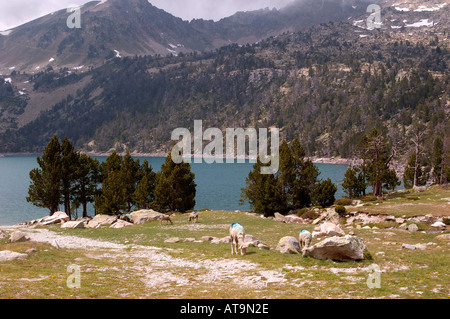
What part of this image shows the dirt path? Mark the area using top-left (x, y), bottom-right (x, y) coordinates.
top-left (1, 226), bottom-right (287, 296)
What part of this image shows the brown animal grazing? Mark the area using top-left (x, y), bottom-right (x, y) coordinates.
top-left (160, 214), bottom-right (173, 225)
top-left (188, 212), bottom-right (199, 223)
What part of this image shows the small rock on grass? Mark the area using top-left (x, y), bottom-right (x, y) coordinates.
top-left (164, 237), bottom-right (180, 244)
top-left (0, 250), bottom-right (28, 262)
top-left (9, 231), bottom-right (30, 243)
top-left (436, 234), bottom-right (450, 241)
top-left (402, 243), bottom-right (416, 250)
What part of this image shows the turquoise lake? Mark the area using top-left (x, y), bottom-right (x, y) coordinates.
top-left (0, 155), bottom-right (349, 226)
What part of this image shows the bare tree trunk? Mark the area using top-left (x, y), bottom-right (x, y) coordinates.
top-left (82, 202), bottom-right (88, 218)
top-left (64, 195), bottom-right (71, 220)
top-left (411, 128), bottom-right (425, 189)
top-left (414, 148), bottom-right (420, 188)
top-left (373, 181), bottom-right (382, 197)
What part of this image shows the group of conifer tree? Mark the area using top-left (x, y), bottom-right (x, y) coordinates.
top-left (341, 128), bottom-right (449, 199)
top-left (240, 138), bottom-right (337, 217)
top-left (27, 135), bottom-right (196, 217)
top-left (242, 129), bottom-right (449, 216)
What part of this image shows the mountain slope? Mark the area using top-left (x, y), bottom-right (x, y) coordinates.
top-left (0, 0), bottom-right (214, 72)
top-left (0, 0), bottom-right (449, 159)
top-left (0, 0), bottom-right (378, 73)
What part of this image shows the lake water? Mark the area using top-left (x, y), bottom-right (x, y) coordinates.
top-left (0, 155), bottom-right (348, 226)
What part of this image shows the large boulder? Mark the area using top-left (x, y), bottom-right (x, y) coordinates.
top-left (110, 219), bottom-right (133, 229)
top-left (244, 234), bottom-right (268, 249)
top-left (304, 235), bottom-right (368, 261)
top-left (41, 211), bottom-right (70, 225)
top-left (274, 213), bottom-right (288, 223)
top-left (285, 215), bottom-right (304, 223)
top-left (416, 214), bottom-right (435, 224)
top-left (0, 250), bottom-right (28, 262)
top-left (276, 236), bottom-right (301, 254)
top-left (9, 231), bottom-right (30, 243)
top-left (0, 230), bottom-right (9, 239)
top-left (61, 221), bottom-right (85, 229)
top-left (87, 215), bottom-right (118, 228)
top-left (130, 209), bottom-right (163, 224)
top-left (313, 208), bottom-right (340, 225)
top-left (312, 222), bottom-right (345, 238)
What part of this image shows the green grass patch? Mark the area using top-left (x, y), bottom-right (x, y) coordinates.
top-left (1, 185), bottom-right (449, 299)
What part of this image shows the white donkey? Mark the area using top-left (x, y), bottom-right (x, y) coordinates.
top-left (230, 223), bottom-right (248, 256)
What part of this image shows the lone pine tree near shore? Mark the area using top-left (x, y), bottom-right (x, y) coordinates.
top-left (27, 135), bottom-right (101, 217)
top-left (27, 135), bottom-right (63, 215)
top-left (154, 149), bottom-right (196, 213)
top-left (359, 129), bottom-right (399, 197)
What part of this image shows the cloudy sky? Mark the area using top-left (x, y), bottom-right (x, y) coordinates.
top-left (0, 0), bottom-right (295, 31)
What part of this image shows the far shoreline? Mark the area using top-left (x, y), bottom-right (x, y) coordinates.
top-left (1, 152), bottom-right (355, 166)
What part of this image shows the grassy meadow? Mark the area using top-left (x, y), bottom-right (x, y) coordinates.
top-left (0, 186), bottom-right (449, 299)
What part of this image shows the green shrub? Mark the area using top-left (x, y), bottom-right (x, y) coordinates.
top-left (335, 205), bottom-right (347, 215)
top-left (364, 251), bottom-right (374, 261)
top-left (296, 207), bottom-right (309, 217)
top-left (334, 198), bottom-right (353, 206)
top-left (443, 218), bottom-right (450, 225)
top-left (301, 210), bottom-right (320, 220)
top-left (361, 196), bottom-right (377, 202)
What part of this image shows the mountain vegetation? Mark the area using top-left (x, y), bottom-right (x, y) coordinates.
top-left (0, 0), bottom-right (449, 184)
top-left (27, 136), bottom-right (196, 217)
top-left (241, 138), bottom-right (337, 216)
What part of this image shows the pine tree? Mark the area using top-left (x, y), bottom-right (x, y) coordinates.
top-left (432, 136), bottom-right (443, 184)
top-left (359, 129), bottom-right (393, 196)
top-left (61, 137), bottom-right (78, 218)
top-left (95, 151), bottom-right (126, 215)
top-left (288, 138), bottom-right (320, 209)
top-left (312, 178), bottom-right (337, 207)
top-left (240, 159), bottom-right (283, 217)
top-left (100, 151), bottom-right (122, 179)
top-left (134, 160), bottom-right (156, 209)
top-left (27, 135), bottom-right (62, 215)
top-left (403, 152), bottom-right (417, 189)
top-left (241, 138), bottom-right (321, 216)
top-left (154, 149), bottom-right (196, 212)
top-left (403, 152), bottom-right (426, 189)
top-left (73, 154), bottom-right (100, 217)
top-left (342, 166), bottom-right (366, 198)
top-left (121, 152), bottom-right (141, 211)
top-left (95, 169), bottom-right (126, 215)
top-left (382, 168), bottom-right (401, 192)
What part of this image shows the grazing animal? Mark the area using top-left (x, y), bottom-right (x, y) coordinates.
top-left (188, 212), bottom-right (199, 223)
top-left (160, 214), bottom-right (173, 225)
top-left (299, 229), bottom-right (312, 257)
top-left (230, 223), bottom-right (248, 256)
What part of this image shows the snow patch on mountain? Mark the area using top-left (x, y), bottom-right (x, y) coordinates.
top-left (96, 0), bottom-right (108, 6)
top-left (405, 19), bottom-right (434, 28)
top-left (0, 30), bottom-right (12, 36)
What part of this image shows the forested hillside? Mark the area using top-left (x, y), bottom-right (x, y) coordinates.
top-left (0, 3), bottom-right (449, 162)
